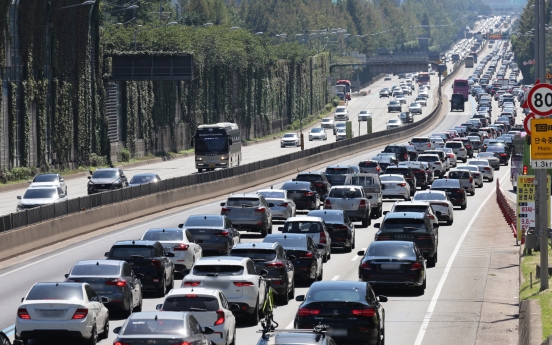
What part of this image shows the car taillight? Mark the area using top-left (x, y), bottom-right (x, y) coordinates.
top-left (214, 310), bottom-right (225, 326)
top-left (469, 177), bottom-right (473, 183)
top-left (265, 262), bottom-right (285, 269)
top-left (351, 308), bottom-right (376, 317)
top-left (376, 234), bottom-right (391, 241)
top-left (523, 165), bottom-right (528, 175)
top-left (221, 207), bottom-right (231, 213)
top-left (428, 214), bottom-right (435, 219)
top-left (459, 148), bottom-right (465, 151)
top-left (255, 207), bottom-right (267, 213)
top-left (18, 308), bottom-right (31, 319)
top-left (320, 231), bottom-right (327, 244)
top-left (404, 153), bottom-right (408, 159)
top-left (447, 154), bottom-right (454, 158)
top-left (185, 294), bottom-right (198, 298)
top-left (376, 167), bottom-right (381, 171)
top-left (216, 231), bottom-right (229, 237)
top-left (324, 199), bottom-right (332, 209)
top-left (304, 191), bottom-right (314, 197)
top-left (454, 189), bottom-right (464, 194)
top-left (151, 259), bottom-right (161, 267)
top-left (184, 281), bottom-right (201, 287)
top-left (499, 153), bottom-right (507, 157)
top-left (361, 261), bottom-right (371, 269)
top-left (298, 308), bottom-right (321, 316)
top-left (72, 308), bottom-right (88, 320)
top-left (484, 167), bottom-right (491, 171)
top-left (398, 183), bottom-right (406, 187)
top-left (411, 262), bottom-right (422, 270)
top-left (174, 244), bottom-right (189, 251)
top-left (114, 342), bottom-right (131, 345)
top-left (434, 202), bottom-right (449, 207)
top-left (359, 200), bottom-right (367, 209)
top-left (299, 252), bottom-right (313, 259)
top-left (233, 282), bottom-right (254, 287)
top-left (314, 182), bottom-right (324, 187)
top-left (466, 145), bottom-right (471, 149)
top-left (105, 278), bottom-right (127, 287)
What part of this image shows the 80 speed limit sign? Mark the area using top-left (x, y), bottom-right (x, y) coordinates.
top-left (528, 83), bottom-right (552, 116)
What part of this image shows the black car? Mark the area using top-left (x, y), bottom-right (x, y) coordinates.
top-left (178, 215), bottom-right (240, 255)
top-left (307, 210), bottom-right (355, 252)
top-left (281, 181), bottom-right (320, 211)
top-left (384, 166), bottom-right (417, 194)
top-left (450, 93), bottom-right (465, 111)
top-left (374, 211), bottom-right (439, 267)
top-left (379, 88), bottom-right (390, 98)
top-left (430, 179), bottom-right (467, 209)
top-left (105, 240), bottom-right (175, 296)
top-left (388, 100), bottom-right (402, 112)
top-left (357, 241), bottom-right (426, 294)
top-left (294, 172), bottom-right (332, 201)
top-left (263, 233), bottom-right (324, 283)
top-left (406, 145), bottom-right (419, 161)
top-left (87, 168), bottom-right (128, 195)
top-left (383, 145), bottom-right (410, 161)
top-left (229, 242), bottom-right (295, 304)
top-left (294, 281), bottom-right (387, 345)
top-left (486, 145), bottom-right (510, 164)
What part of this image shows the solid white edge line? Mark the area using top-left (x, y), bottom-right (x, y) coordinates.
top-left (331, 275), bottom-right (340, 281)
top-left (412, 185), bottom-right (496, 345)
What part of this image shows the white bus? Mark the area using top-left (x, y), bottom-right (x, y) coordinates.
top-left (191, 122), bottom-right (242, 173)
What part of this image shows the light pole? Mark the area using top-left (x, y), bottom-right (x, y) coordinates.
top-left (134, 21), bottom-right (177, 51)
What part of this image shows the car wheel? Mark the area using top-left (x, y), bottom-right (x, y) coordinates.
top-left (470, 190), bottom-right (475, 196)
top-left (168, 273), bottom-right (174, 291)
top-left (461, 203), bottom-right (467, 210)
top-left (99, 315), bottom-right (110, 340)
top-left (446, 218), bottom-right (453, 226)
top-left (427, 256), bottom-right (436, 268)
top-left (415, 282), bottom-right (425, 295)
top-left (134, 295), bottom-right (143, 312)
top-left (267, 221), bottom-right (273, 235)
top-left (377, 328), bottom-right (384, 345)
top-left (421, 184), bottom-right (428, 190)
top-left (346, 240), bottom-right (353, 253)
top-left (362, 218), bottom-right (369, 228)
top-left (316, 266), bottom-right (324, 281)
top-left (85, 325), bottom-right (98, 345)
top-left (124, 296), bottom-right (133, 318)
top-left (260, 226), bottom-right (268, 237)
top-left (462, 158), bottom-right (467, 163)
top-left (288, 280), bottom-right (295, 300)
top-left (198, 169), bottom-right (203, 173)
top-left (157, 276), bottom-right (166, 297)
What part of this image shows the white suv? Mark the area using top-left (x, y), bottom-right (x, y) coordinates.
top-left (410, 137), bottom-right (434, 152)
top-left (444, 141), bottom-right (467, 163)
top-left (181, 257), bottom-right (267, 325)
top-left (334, 106), bottom-right (349, 121)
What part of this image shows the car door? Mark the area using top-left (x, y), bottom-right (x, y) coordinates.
top-left (247, 260), bottom-right (265, 306)
top-left (156, 242), bottom-right (173, 279)
top-left (308, 237), bottom-right (322, 275)
top-left (224, 218), bottom-right (240, 246)
top-left (123, 263), bottom-right (140, 307)
top-left (85, 285), bottom-right (105, 330)
top-left (185, 230), bottom-right (202, 259)
top-left (188, 316), bottom-right (208, 344)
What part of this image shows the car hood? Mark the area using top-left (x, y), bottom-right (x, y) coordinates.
top-left (90, 177), bottom-right (120, 184)
top-left (282, 137), bottom-right (298, 141)
top-left (20, 197), bottom-right (58, 206)
top-left (29, 182), bottom-right (59, 188)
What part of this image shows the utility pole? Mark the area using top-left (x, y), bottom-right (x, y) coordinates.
top-left (536, 0), bottom-right (549, 291)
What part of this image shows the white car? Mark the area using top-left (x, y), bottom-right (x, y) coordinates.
top-left (308, 127), bottom-right (327, 141)
top-left (157, 288), bottom-right (237, 345)
top-left (335, 128), bottom-right (348, 141)
top-left (281, 133), bottom-right (300, 148)
top-left (430, 137), bottom-right (445, 149)
top-left (358, 110), bottom-right (372, 121)
top-left (141, 228), bottom-right (203, 273)
top-left (467, 158), bottom-right (495, 181)
top-left (395, 93), bottom-right (407, 104)
top-left (321, 118), bottom-right (335, 129)
top-left (257, 189), bottom-right (296, 220)
top-left (438, 147), bottom-right (457, 167)
top-left (415, 96), bottom-right (428, 106)
top-left (181, 256), bottom-right (267, 325)
top-left (413, 190), bottom-right (454, 225)
top-left (16, 186), bottom-right (68, 212)
top-left (417, 154), bottom-right (445, 178)
top-left (409, 102), bottom-right (423, 114)
top-left (444, 141), bottom-right (467, 162)
top-left (16, 282), bottom-right (110, 344)
top-left (28, 174), bottom-right (67, 195)
top-left (380, 174), bottom-right (411, 201)
top-left (386, 119), bottom-right (402, 130)
top-left (457, 165), bottom-right (484, 188)
top-left (334, 106), bottom-right (349, 121)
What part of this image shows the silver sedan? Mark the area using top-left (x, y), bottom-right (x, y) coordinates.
top-left (257, 189), bottom-right (296, 221)
top-left (309, 127), bottom-right (328, 141)
top-left (412, 190), bottom-right (455, 225)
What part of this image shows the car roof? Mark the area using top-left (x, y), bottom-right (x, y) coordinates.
top-left (128, 311), bottom-right (189, 320)
top-left (258, 189), bottom-right (286, 193)
top-left (264, 233), bottom-right (308, 241)
top-left (232, 242), bottom-right (279, 250)
top-left (229, 193), bottom-right (260, 199)
top-left (196, 256), bottom-right (248, 265)
top-left (95, 168), bottom-right (119, 171)
top-left (113, 240), bottom-right (157, 246)
top-left (132, 173), bottom-right (157, 177)
top-left (414, 190), bottom-right (447, 196)
top-left (259, 332), bottom-right (328, 345)
top-left (297, 171), bottom-right (323, 176)
top-left (393, 201), bottom-right (431, 207)
top-left (384, 211), bottom-right (426, 220)
top-left (167, 287), bottom-right (222, 297)
top-left (308, 210), bottom-right (344, 216)
top-left (285, 216), bottom-right (324, 223)
top-left (74, 260), bottom-right (123, 267)
top-left (309, 280), bottom-right (367, 291)
top-left (145, 228), bottom-right (182, 233)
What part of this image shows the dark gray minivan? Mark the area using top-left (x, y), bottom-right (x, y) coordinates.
top-left (450, 93), bottom-right (465, 112)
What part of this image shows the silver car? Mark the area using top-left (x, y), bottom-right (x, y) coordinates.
top-left (17, 186), bottom-right (68, 212)
top-left (281, 133), bottom-right (300, 147)
top-left (415, 96), bottom-right (428, 106)
top-left (380, 174), bottom-right (411, 201)
top-left (438, 147), bottom-right (457, 168)
top-left (409, 102), bottom-right (423, 114)
top-left (456, 165), bottom-right (484, 188)
top-left (309, 127), bottom-right (327, 141)
top-left (475, 152), bottom-right (500, 171)
top-left (358, 110), bottom-right (372, 121)
top-left (28, 173), bottom-right (67, 195)
top-left (446, 169), bottom-right (475, 196)
top-left (221, 193), bottom-right (273, 236)
top-left (257, 189), bottom-right (296, 220)
top-left (467, 158), bottom-right (495, 181)
top-left (87, 167), bottom-right (128, 195)
top-left (321, 118), bottom-right (335, 129)
top-left (412, 190), bottom-right (455, 225)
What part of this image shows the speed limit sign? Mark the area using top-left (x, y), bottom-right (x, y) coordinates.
top-left (528, 83), bottom-right (552, 116)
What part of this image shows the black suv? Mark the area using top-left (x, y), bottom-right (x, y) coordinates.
top-left (105, 240), bottom-right (175, 296)
top-left (374, 211), bottom-right (439, 267)
top-left (281, 181), bottom-right (320, 211)
top-left (229, 242), bottom-right (295, 304)
top-left (383, 145), bottom-right (410, 161)
top-left (87, 168), bottom-right (129, 195)
top-left (430, 179), bottom-right (467, 209)
top-left (384, 166), bottom-right (417, 195)
top-left (294, 172), bottom-right (332, 201)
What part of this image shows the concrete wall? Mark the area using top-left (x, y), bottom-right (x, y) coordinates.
top-left (519, 299), bottom-right (542, 345)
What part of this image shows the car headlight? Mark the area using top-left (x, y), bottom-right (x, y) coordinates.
top-left (88, 181), bottom-right (94, 186)
top-left (196, 157), bottom-right (203, 161)
top-left (221, 156), bottom-right (228, 160)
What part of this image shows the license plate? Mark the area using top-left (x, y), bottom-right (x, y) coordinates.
top-left (40, 310), bottom-right (64, 317)
top-left (209, 164), bottom-right (215, 168)
top-left (328, 328), bottom-right (348, 337)
top-left (381, 264), bottom-right (401, 270)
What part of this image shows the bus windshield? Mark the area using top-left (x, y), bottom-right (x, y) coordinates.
top-left (417, 73), bottom-right (430, 85)
top-left (195, 130), bottom-right (228, 154)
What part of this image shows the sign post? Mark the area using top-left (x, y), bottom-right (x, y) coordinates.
top-left (517, 175), bottom-right (551, 242)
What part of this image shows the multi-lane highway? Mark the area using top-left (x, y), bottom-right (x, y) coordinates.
top-left (0, 37), bottom-right (521, 345)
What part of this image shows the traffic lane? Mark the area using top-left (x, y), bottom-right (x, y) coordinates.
top-left (0, 74), bottom-right (436, 217)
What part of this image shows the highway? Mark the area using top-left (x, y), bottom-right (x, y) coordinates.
top-left (0, 37), bottom-right (521, 345)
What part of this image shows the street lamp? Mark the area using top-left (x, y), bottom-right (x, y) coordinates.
top-left (134, 21), bottom-right (177, 51)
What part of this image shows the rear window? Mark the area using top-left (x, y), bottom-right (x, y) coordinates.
top-left (33, 175), bottom-right (58, 183)
top-left (185, 217), bottom-right (223, 227)
top-left (283, 221), bottom-right (323, 233)
top-left (445, 142), bottom-right (462, 148)
top-left (448, 171), bottom-right (470, 179)
top-left (296, 174), bottom-right (322, 182)
top-left (70, 264), bottom-right (120, 276)
top-left (413, 193), bottom-right (446, 201)
top-left (432, 180), bottom-right (460, 188)
top-left (123, 319), bottom-right (185, 336)
top-left (367, 242), bottom-right (415, 257)
top-left (258, 191), bottom-right (285, 199)
top-left (385, 168), bottom-right (410, 175)
top-left (226, 198), bottom-right (260, 207)
top-left (393, 205), bottom-right (429, 213)
top-left (229, 249), bottom-right (277, 262)
top-left (263, 236), bottom-right (306, 249)
top-left (143, 230), bottom-right (183, 241)
top-left (325, 168), bottom-right (349, 174)
top-left (417, 156), bottom-right (438, 162)
top-left (381, 218), bottom-right (427, 232)
top-left (110, 246), bottom-right (155, 258)
top-left (380, 175), bottom-right (403, 182)
top-left (486, 146), bottom-right (506, 152)
top-left (193, 265), bottom-right (244, 276)
top-left (162, 296), bottom-right (220, 312)
top-left (308, 289), bottom-right (364, 302)
top-left (326, 175), bottom-right (347, 185)
top-left (307, 211), bottom-right (344, 223)
top-left (359, 161), bottom-right (378, 168)
top-left (411, 138), bottom-right (430, 143)
top-left (282, 182), bottom-right (311, 190)
top-left (383, 146), bottom-right (406, 153)
top-left (329, 188), bottom-right (362, 198)
top-left (26, 285), bottom-right (83, 301)
top-left (348, 176), bottom-right (375, 186)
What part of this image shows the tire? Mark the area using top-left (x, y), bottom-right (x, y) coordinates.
top-left (489, 177), bottom-right (494, 182)
top-left (470, 190), bottom-right (475, 196)
top-left (134, 295), bottom-right (143, 312)
top-left (513, 186), bottom-right (517, 192)
top-left (460, 204), bottom-right (467, 210)
top-left (421, 184), bottom-right (428, 190)
top-left (427, 256), bottom-right (436, 268)
top-left (462, 158), bottom-right (467, 163)
top-left (316, 266), bottom-right (324, 281)
top-left (277, 291), bottom-right (289, 305)
top-left (267, 221), bottom-right (273, 235)
top-left (0, 334), bottom-right (12, 345)
top-left (99, 316), bottom-right (109, 340)
top-left (288, 280), bottom-right (295, 300)
top-left (84, 325), bottom-right (98, 345)
top-left (157, 276), bottom-right (166, 297)
top-left (198, 169), bottom-right (203, 173)
top-left (167, 274), bottom-right (174, 291)
top-left (415, 283), bottom-right (425, 295)
top-left (346, 240), bottom-right (353, 253)
top-left (352, 236), bottom-right (356, 249)
top-left (124, 296), bottom-right (133, 318)
top-left (446, 218), bottom-right (453, 226)
top-left (247, 300), bottom-right (260, 326)
top-left (362, 218), bottom-right (369, 228)
top-left (260, 226), bottom-right (268, 237)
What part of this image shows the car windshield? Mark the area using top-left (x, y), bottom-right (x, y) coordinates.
top-left (410, 103), bottom-right (420, 107)
top-left (162, 296), bottom-right (220, 312)
top-left (33, 175), bottom-right (58, 183)
top-left (446, 142), bottom-right (462, 148)
top-left (329, 188), bottom-right (362, 198)
top-left (185, 217), bottom-right (223, 227)
top-left (388, 120), bottom-right (399, 124)
top-left (283, 134), bottom-right (296, 138)
top-left (486, 146), bottom-right (505, 152)
top-left (70, 264), bottom-right (120, 276)
top-left (380, 175), bottom-right (403, 182)
top-left (26, 285), bottom-right (83, 301)
top-left (311, 128), bottom-right (324, 133)
top-left (411, 138), bottom-right (429, 143)
top-left (360, 111), bottom-right (369, 114)
top-left (381, 218), bottom-right (426, 232)
top-left (432, 180), bottom-right (460, 188)
top-left (23, 189), bottom-right (57, 199)
top-left (307, 288), bottom-right (364, 302)
top-left (322, 119), bottom-right (332, 123)
top-left (448, 171), bottom-right (470, 179)
top-left (110, 246), bottom-right (155, 258)
top-left (335, 108), bottom-right (346, 113)
top-left (458, 166), bottom-right (478, 172)
top-left (122, 319), bottom-right (186, 336)
top-left (417, 156), bottom-right (438, 162)
top-left (367, 242), bottom-right (415, 257)
top-left (130, 175), bottom-right (156, 184)
top-left (469, 160), bottom-right (488, 166)
top-left (143, 230), bottom-right (183, 241)
top-left (258, 191), bottom-right (285, 199)
top-left (92, 170), bottom-right (118, 179)
top-left (229, 249), bottom-right (277, 261)
top-left (226, 198), bottom-right (260, 207)
top-left (193, 265), bottom-right (244, 276)
top-left (263, 236), bottom-right (306, 249)
top-left (295, 175), bottom-right (322, 183)
top-left (359, 162), bottom-right (378, 168)
top-left (283, 221), bottom-right (323, 233)
top-left (413, 193), bottom-right (446, 201)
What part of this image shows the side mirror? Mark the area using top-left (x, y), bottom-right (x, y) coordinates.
top-left (278, 227), bottom-right (284, 232)
top-left (287, 255), bottom-right (296, 260)
top-left (17, 196), bottom-right (21, 200)
top-left (167, 252), bottom-right (175, 257)
top-left (21, 297), bottom-right (24, 302)
top-left (180, 269), bottom-right (191, 277)
top-left (100, 296), bottom-right (109, 304)
top-left (433, 223), bottom-right (439, 228)
top-left (259, 269), bottom-right (269, 277)
top-left (104, 252), bottom-right (110, 257)
top-left (382, 211), bottom-right (389, 215)
top-left (378, 295), bottom-right (388, 303)
top-left (178, 224), bottom-right (184, 228)
top-left (134, 273), bottom-right (144, 279)
top-left (89, 170), bottom-right (93, 175)
top-left (228, 138), bottom-right (233, 145)
top-left (295, 295), bottom-right (305, 302)
top-left (60, 179), bottom-right (65, 182)
top-left (64, 274), bottom-right (69, 279)
top-left (357, 250), bottom-right (365, 256)
top-left (120, 175), bottom-right (126, 179)
top-left (220, 202), bottom-right (226, 207)
top-left (156, 304), bottom-right (163, 310)
top-left (374, 223), bottom-right (381, 228)
top-left (292, 179), bottom-right (296, 181)
top-left (27, 180), bottom-right (32, 183)
top-left (203, 327), bottom-right (215, 335)
top-left (87, 176), bottom-right (92, 180)
top-left (13, 340), bottom-right (24, 345)
top-left (113, 327), bottom-right (122, 334)
top-left (60, 194), bottom-right (66, 198)
top-left (230, 303), bottom-right (240, 311)
top-left (317, 244), bottom-right (326, 250)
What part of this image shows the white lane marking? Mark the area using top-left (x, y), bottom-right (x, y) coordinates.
top-left (0, 200), bottom-right (223, 279)
top-left (412, 186), bottom-right (496, 345)
top-left (286, 320), bottom-right (294, 329)
top-left (331, 275), bottom-right (340, 281)
top-left (2, 325), bottom-right (14, 332)
top-left (351, 248), bottom-right (366, 261)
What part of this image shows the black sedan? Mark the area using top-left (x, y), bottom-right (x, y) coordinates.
top-left (294, 172), bottom-right (332, 201)
top-left (263, 233), bottom-right (324, 284)
top-left (431, 179), bottom-right (467, 209)
top-left (388, 100), bottom-right (402, 112)
top-left (294, 281), bottom-right (387, 345)
top-left (281, 181), bottom-right (320, 211)
top-left (178, 214), bottom-right (240, 255)
top-left (307, 209), bottom-right (355, 252)
top-left (485, 145), bottom-right (510, 165)
top-left (357, 241), bottom-right (426, 294)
